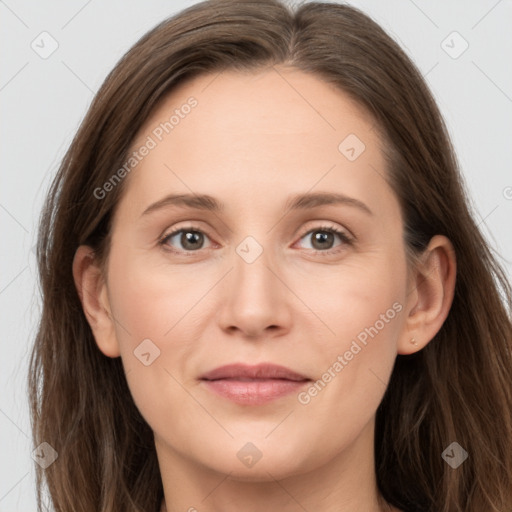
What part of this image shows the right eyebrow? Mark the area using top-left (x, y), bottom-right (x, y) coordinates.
top-left (140, 193), bottom-right (222, 218)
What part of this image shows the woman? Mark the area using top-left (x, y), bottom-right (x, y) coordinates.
top-left (29, 0), bottom-right (512, 511)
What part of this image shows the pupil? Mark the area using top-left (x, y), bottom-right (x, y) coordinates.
top-left (313, 231), bottom-right (333, 250)
top-left (182, 231), bottom-right (203, 250)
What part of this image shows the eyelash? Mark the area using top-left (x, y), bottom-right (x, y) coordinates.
top-left (158, 224), bottom-right (353, 257)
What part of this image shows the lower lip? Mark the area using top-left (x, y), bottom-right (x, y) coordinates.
top-left (201, 378), bottom-right (310, 405)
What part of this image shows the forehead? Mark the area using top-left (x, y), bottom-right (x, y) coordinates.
top-left (119, 67), bottom-right (394, 220)
top-left (135, 66), bottom-right (377, 144)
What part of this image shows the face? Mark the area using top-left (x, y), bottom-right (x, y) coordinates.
top-left (97, 67), bottom-right (411, 479)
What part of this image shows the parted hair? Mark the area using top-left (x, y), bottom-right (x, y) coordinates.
top-left (29, 1), bottom-right (512, 511)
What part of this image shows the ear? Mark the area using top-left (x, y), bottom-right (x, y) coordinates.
top-left (72, 245), bottom-right (120, 358)
top-left (398, 235), bottom-right (456, 355)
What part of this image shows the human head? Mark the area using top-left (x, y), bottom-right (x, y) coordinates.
top-left (30, 1), bottom-right (512, 511)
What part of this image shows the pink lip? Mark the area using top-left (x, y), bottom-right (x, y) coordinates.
top-left (200, 363), bottom-right (311, 405)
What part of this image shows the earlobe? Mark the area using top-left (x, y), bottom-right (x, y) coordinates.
top-left (72, 245), bottom-right (121, 358)
top-left (398, 235), bottom-right (457, 355)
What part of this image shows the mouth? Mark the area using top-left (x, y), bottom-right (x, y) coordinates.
top-left (200, 362), bottom-right (310, 381)
top-left (199, 363), bottom-right (311, 405)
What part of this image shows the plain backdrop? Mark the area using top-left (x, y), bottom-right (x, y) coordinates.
top-left (1, 0), bottom-right (511, 510)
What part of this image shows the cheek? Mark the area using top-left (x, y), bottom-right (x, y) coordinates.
top-left (292, 248), bottom-right (406, 347)
top-left (290, 248), bottom-right (406, 405)
top-left (104, 247), bottom-right (201, 391)
top-left (288, 274), bottom-right (404, 457)
top-left (106, 245), bottom-right (207, 347)
top-left (105, 250), bottom-right (206, 439)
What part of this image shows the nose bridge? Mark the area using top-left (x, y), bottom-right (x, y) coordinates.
top-left (217, 231), bottom-right (291, 336)
top-left (232, 232), bottom-right (279, 304)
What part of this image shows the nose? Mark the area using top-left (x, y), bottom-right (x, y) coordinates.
top-left (216, 241), bottom-right (292, 339)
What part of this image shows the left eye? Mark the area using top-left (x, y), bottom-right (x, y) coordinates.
top-left (296, 226), bottom-right (351, 252)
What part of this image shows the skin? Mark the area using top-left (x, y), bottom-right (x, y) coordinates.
top-left (73, 66), bottom-right (456, 512)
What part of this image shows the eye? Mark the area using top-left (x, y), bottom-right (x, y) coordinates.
top-left (159, 226), bottom-right (213, 253)
top-left (295, 225), bottom-right (352, 254)
top-left (158, 224), bottom-right (352, 256)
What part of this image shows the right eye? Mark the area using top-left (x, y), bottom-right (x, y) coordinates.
top-left (159, 226), bottom-right (214, 253)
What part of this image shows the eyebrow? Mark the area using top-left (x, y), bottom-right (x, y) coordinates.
top-left (140, 191), bottom-right (373, 217)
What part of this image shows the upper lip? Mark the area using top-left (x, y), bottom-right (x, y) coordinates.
top-left (200, 363), bottom-right (310, 381)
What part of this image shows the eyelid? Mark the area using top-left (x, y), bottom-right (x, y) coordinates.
top-left (297, 222), bottom-right (352, 240)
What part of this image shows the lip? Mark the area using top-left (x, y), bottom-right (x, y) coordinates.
top-left (200, 363), bottom-right (309, 381)
top-left (200, 363), bottom-right (311, 405)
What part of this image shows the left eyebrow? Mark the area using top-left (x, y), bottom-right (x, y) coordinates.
top-left (140, 191), bottom-right (373, 218)
top-left (285, 191), bottom-right (373, 216)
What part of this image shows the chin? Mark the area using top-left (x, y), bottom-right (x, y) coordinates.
top-left (213, 457), bottom-right (307, 482)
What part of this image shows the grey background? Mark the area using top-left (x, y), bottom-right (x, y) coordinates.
top-left (1, 0), bottom-right (511, 510)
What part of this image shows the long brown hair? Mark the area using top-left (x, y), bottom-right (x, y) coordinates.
top-left (29, 1), bottom-right (512, 510)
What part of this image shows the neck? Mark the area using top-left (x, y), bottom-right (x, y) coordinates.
top-left (157, 418), bottom-right (397, 512)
